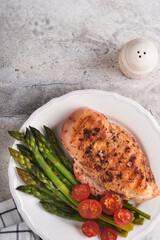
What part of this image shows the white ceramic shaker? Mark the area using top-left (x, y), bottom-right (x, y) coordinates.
top-left (119, 38), bottom-right (158, 79)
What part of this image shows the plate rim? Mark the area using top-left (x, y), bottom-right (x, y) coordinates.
top-left (8, 89), bottom-right (160, 240)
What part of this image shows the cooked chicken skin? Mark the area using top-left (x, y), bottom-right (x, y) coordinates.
top-left (61, 107), bottom-right (160, 203)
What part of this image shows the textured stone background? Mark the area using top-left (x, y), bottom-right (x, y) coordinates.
top-left (0, 0), bottom-right (160, 239)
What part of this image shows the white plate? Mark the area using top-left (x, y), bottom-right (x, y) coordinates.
top-left (8, 89), bottom-right (160, 240)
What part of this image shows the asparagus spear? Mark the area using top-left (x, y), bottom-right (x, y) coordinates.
top-left (8, 131), bottom-right (25, 142)
top-left (96, 219), bottom-right (128, 238)
top-left (16, 167), bottom-right (58, 198)
top-left (134, 213), bottom-right (140, 218)
top-left (17, 144), bottom-right (40, 167)
top-left (44, 126), bottom-right (73, 172)
top-left (133, 218), bottom-right (144, 225)
top-left (17, 185), bottom-right (72, 211)
top-left (9, 148), bottom-right (75, 208)
top-left (25, 129), bottom-right (78, 206)
top-left (46, 159), bottom-right (73, 190)
top-left (17, 144), bottom-right (35, 160)
top-left (123, 201), bottom-right (151, 220)
top-left (17, 185), bottom-right (54, 202)
top-left (9, 148), bottom-right (32, 170)
top-left (29, 126), bottom-right (78, 186)
top-left (41, 202), bottom-right (128, 237)
top-left (41, 201), bottom-right (85, 221)
top-left (99, 214), bottom-right (134, 232)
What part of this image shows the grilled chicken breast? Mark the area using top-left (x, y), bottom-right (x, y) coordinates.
top-left (61, 107), bottom-right (160, 203)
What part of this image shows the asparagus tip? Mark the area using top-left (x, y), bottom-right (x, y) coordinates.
top-left (8, 147), bottom-right (14, 154)
top-left (9, 147), bottom-right (19, 154)
top-left (43, 125), bottom-right (49, 130)
top-left (17, 143), bottom-right (25, 148)
top-left (25, 128), bottom-right (30, 134)
top-left (25, 128), bottom-right (32, 141)
top-left (16, 167), bottom-right (23, 174)
top-left (29, 126), bottom-right (35, 131)
top-left (29, 126), bottom-right (39, 134)
top-left (16, 186), bottom-right (23, 191)
top-left (8, 130), bottom-right (25, 141)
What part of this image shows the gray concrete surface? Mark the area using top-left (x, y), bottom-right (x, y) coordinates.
top-left (1, 0), bottom-right (160, 239)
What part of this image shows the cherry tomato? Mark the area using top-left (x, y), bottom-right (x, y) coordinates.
top-left (100, 228), bottom-right (117, 240)
top-left (78, 199), bottom-right (102, 219)
top-left (81, 220), bottom-right (100, 238)
top-left (100, 191), bottom-right (123, 215)
top-left (71, 184), bottom-right (91, 201)
top-left (114, 209), bottom-right (133, 226)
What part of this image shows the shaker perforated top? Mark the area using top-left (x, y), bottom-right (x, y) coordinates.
top-left (119, 38), bottom-right (158, 79)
